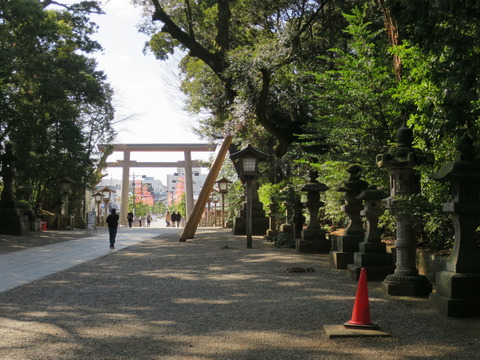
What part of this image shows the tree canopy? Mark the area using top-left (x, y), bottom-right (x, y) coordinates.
top-left (138, 0), bottom-right (361, 157)
top-left (136, 0), bottom-right (480, 249)
top-left (0, 0), bottom-right (115, 212)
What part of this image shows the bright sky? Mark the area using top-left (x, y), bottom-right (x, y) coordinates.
top-left (88, 0), bottom-right (214, 184)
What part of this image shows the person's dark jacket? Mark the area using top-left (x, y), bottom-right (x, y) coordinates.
top-left (106, 211), bottom-right (120, 228)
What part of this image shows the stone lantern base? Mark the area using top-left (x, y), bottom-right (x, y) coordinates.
top-left (233, 201), bottom-right (269, 236)
top-left (266, 228), bottom-right (279, 237)
top-left (382, 274), bottom-right (432, 297)
top-left (297, 228), bottom-right (331, 254)
top-left (346, 242), bottom-right (395, 281)
top-left (429, 271), bottom-right (480, 317)
top-left (329, 234), bottom-right (363, 269)
top-left (232, 216), bottom-right (269, 236)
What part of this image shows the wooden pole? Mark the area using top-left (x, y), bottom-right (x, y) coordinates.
top-left (246, 176), bottom-right (253, 248)
top-left (180, 135), bottom-right (233, 241)
top-left (221, 192), bottom-right (225, 228)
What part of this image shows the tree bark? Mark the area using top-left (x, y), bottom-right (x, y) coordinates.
top-left (378, 0), bottom-right (402, 81)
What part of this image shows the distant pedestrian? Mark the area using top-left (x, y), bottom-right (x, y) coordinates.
top-left (147, 214), bottom-right (152, 227)
top-left (165, 211), bottom-right (171, 227)
top-left (127, 211), bottom-right (134, 228)
top-left (138, 217), bottom-right (142, 227)
top-left (176, 212), bottom-right (182, 227)
top-left (171, 211), bottom-right (178, 227)
top-left (106, 208), bottom-right (119, 249)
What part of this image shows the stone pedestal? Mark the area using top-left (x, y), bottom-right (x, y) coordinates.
top-left (330, 235), bottom-right (357, 269)
top-left (296, 171), bottom-right (330, 254)
top-left (330, 165), bottom-right (368, 268)
top-left (429, 133), bottom-right (480, 316)
top-left (377, 124), bottom-right (432, 296)
top-left (347, 185), bottom-right (395, 281)
top-left (297, 227), bottom-right (331, 253)
top-left (430, 272), bottom-right (480, 316)
top-left (233, 201), bottom-right (269, 235)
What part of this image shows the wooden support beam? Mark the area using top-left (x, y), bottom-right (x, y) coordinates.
top-left (180, 135), bottom-right (233, 241)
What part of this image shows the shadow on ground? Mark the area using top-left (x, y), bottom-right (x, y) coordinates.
top-left (0, 229), bottom-right (478, 359)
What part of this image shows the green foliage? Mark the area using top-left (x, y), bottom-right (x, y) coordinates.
top-left (152, 200), bottom-right (167, 216)
top-left (268, 232), bottom-right (295, 249)
top-left (225, 180), bottom-right (244, 219)
top-left (310, 161), bottom-right (349, 228)
top-left (304, 5), bottom-right (402, 168)
top-left (141, 0), bottom-right (362, 156)
top-left (389, 0), bottom-right (480, 131)
top-left (258, 182), bottom-right (284, 212)
top-left (137, 1), bottom-right (480, 253)
top-left (380, 189), bottom-right (454, 251)
top-left (0, 0), bottom-right (115, 213)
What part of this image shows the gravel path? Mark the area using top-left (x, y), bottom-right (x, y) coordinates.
top-left (0, 228), bottom-right (478, 359)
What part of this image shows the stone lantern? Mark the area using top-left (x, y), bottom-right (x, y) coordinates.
top-left (347, 185), bottom-right (395, 281)
top-left (430, 134), bottom-right (480, 316)
top-left (93, 191), bottom-right (103, 226)
top-left (377, 124), bottom-right (431, 296)
top-left (230, 145), bottom-right (269, 247)
top-left (330, 164), bottom-right (368, 269)
top-left (279, 183), bottom-right (297, 235)
top-left (216, 177), bottom-right (231, 228)
top-left (58, 177), bottom-right (76, 230)
top-left (266, 202), bottom-right (279, 237)
top-left (297, 170), bottom-right (330, 253)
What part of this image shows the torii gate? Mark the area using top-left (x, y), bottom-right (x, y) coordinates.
top-left (98, 143), bottom-right (216, 225)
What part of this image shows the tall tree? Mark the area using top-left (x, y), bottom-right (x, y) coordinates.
top-left (386, 0), bottom-right (480, 139)
top-left (138, 0), bottom-right (359, 157)
top-left (305, 5), bottom-right (401, 170)
top-left (0, 0), bottom-right (116, 212)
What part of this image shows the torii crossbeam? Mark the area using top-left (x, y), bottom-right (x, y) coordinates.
top-left (98, 143), bottom-right (216, 225)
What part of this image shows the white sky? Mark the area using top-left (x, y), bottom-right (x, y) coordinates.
top-left (87, 0), bottom-right (214, 184)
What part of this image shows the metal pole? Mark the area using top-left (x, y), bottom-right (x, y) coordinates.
top-left (246, 176), bottom-right (253, 248)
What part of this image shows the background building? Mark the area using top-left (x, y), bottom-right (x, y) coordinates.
top-left (96, 177), bottom-right (167, 214)
top-left (166, 167), bottom-right (207, 206)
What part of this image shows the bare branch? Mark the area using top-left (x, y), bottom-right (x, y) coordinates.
top-left (150, 0), bottom-right (226, 75)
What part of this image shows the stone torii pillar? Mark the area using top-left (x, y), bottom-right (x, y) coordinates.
top-left (121, 150), bottom-right (130, 225)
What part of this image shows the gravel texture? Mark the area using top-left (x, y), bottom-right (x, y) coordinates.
top-left (0, 228), bottom-right (479, 359)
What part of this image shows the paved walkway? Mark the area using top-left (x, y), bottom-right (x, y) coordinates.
top-left (0, 223), bottom-right (181, 293)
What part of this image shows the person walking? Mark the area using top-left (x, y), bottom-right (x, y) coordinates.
top-left (176, 212), bottom-right (182, 227)
top-left (165, 211), bottom-right (171, 227)
top-left (147, 214), bottom-right (152, 227)
top-left (127, 211), bottom-right (134, 228)
top-left (106, 208), bottom-right (119, 249)
top-left (171, 211), bottom-right (177, 227)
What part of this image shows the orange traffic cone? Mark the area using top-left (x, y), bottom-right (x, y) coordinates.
top-left (344, 268), bottom-right (377, 329)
